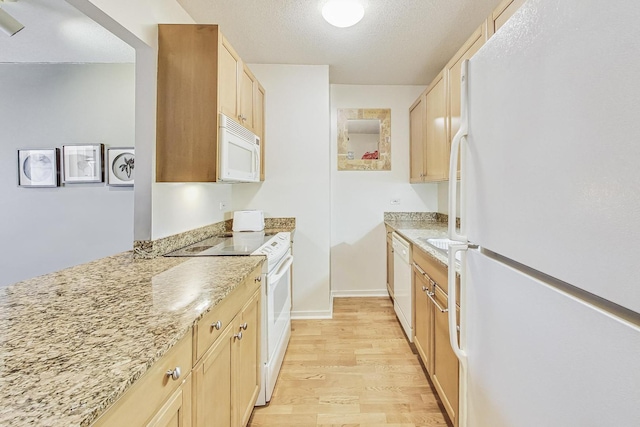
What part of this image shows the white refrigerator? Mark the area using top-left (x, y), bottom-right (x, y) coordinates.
top-left (446, 0), bottom-right (640, 426)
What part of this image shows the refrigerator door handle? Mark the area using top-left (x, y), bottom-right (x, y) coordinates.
top-left (448, 243), bottom-right (468, 364)
top-left (448, 59), bottom-right (469, 243)
top-left (448, 242), bottom-right (468, 427)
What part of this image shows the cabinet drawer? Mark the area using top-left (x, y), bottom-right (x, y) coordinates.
top-left (93, 332), bottom-right (193, 427)
top-left (195, 264), bottom-right (262, 361)
top-left (413, 245), bottom-right (460, 305)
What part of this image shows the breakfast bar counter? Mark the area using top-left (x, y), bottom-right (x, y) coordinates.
top-left (0, 252), bottom-right (264, 426)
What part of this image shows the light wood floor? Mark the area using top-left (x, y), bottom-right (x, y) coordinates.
top-left (248, 297), bottom-right (450, 427)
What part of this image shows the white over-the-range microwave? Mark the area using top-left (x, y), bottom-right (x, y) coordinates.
top-left (218, 113), bottom-right (261, 183)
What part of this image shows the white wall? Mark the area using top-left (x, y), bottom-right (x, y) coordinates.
top-left (437, 181), bottom-right (460, 216)
top-left (330, 85), bottom-right (438, 296)
top-left (0, 63), bottom-right (135, 287)
top-left (233, 64), bottom-right (332, 319)
top-left (70, 0), bottom-right (232, 241)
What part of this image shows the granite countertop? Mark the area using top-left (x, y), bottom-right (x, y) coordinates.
top-left (0, 252), bottom-right (265, 426)
top-left (384, 213), bottom-right (461, 275)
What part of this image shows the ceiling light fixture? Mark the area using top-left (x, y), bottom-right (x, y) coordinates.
top-left (0, 6), bottom-right (24, 37)
top-left (322, 0), bottom-right (365, 28)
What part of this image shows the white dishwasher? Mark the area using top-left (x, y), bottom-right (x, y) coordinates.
top-left (392, 232), bottom-right (412, 342)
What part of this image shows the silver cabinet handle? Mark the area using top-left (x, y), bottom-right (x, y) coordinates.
top-left (166, 367), bottom-right (181, 381)
top-left (426, 289), bottom-right (448, 313)
top-left (413, 263), bottom-right (429, 279)
top-left (422, 285), bottom-right (428, 292)
top-left (211, 320), bottom-right (222, 330)
top-left (234, 331), bottom-right (243, 341)
top-left (240, 322), bottom-right (248, 331)
top-left (255, 276), bottom-right (262, 282)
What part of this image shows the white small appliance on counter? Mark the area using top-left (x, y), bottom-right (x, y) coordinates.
top-left (232, 210), bottom-right (265, 232)
top-left (218, 113), bottom-right (261, 183)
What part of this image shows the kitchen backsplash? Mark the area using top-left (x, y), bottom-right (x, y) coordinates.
top-left (383, 211), bottom-right (460, 228)
top-left (134, 217), bottom-right (296, 259)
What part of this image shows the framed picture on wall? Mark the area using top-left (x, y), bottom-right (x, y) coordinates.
top-left (107, 148), bottom-right (135, 186)
top-left (62, 144), bottom-right (104, 183)
top-left (17, 148), bottom-right (60, 187)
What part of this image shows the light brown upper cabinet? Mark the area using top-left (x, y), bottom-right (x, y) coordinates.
top-left (156, 25), bottom-right (266, 182)
top-left (409, 93), bottom-right (426, 182)
top-left (409, 71), bottom-right (448, 183)
top-left (488, 0), bottom-right (528, 37)
top-left (256, 83), bottom-right (266, 181)
top-left (219, 36), bottom-right (241, 121)
top-left (446, 22), bottom-right (487, 180)
top-left (409, 0), bottom-right (526, 184)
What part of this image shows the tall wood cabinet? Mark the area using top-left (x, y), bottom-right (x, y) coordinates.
top-left (156, 24), bottom-right (265, 183)
top-left (410, 70), bottom-right (448, 182)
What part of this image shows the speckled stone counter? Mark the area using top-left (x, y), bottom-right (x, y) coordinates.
top-left (384, 212), bottom-right (461, 274)
top-left (134, 217), bottom-right (296, 259)
top-left (0, 252), bottom-right (265, 426)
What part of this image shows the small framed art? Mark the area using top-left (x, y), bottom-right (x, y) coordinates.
top-left (107, 148), bottom-right (135, 186)
top-left (62, 144), bottom-right (104, 183)
top-left (17, 149), bottom-right (60, 187)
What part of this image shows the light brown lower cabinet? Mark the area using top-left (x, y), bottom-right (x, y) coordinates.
top-left (194, 324), bottom-right (233, 427)
top-left (194, 288), bottom-right (261, 427)
top-left (412, 247), bottom-right (460, 426)
top-left (234, 290), bottom-right (261, 427)
top-left (413, 263), bottom-right (434, 373)
top-left (147, 374), bottom-right (193, 427)
top-left (431, 285), bottom-right (460, 426)
top-left (93, 263), bottom-right (263, 427)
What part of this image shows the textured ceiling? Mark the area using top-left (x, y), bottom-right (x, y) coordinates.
top-left (0, 0), bottom-right (134, 63)
top-left (176, 0), bottom-right (503, 85)
top-left (0, 0), bottom-right (504, 83)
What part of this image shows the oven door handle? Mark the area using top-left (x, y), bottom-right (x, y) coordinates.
top-left (268, 255), bottom-right (293, 285)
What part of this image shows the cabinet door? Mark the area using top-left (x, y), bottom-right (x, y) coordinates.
top-left (431, 285), bottom-right (459, 426)
top-left (194, 323), bottom-right (234, 427)
top-left (489, 0), bottom-right (527, 36)
top-left (424, 72), bottom-right (448, 182)
top-left (219, 36), bottom-right (240, 120)
top-left (386, 232), bottom-right (394, 298)
top-left (409, 93), bottom-right (426, 182)
top-left (255, 83), bottom-right (266, 181)
top-left (239, 65), bottom-right (255, 130)
top-left (146, 374), bottom-right (192, 427)
top-left (413, 265), bottom-right (433, 374)
top-left (233, 290), bottom-right (261, 427)
top-left (447, 23), bottom-right (486, 179)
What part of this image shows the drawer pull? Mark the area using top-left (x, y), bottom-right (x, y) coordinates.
top-left (234, 331), bottom-right (243, 341)
top-left (240, 322), bottom-right (248, 331)
top-left (255, 276), bottom-right (262, 283)
top-left (422, 285), bottom-right (428, 292)
top-left (166, 367), bottom-right (181, 381)
top-left (211, 320), bottom-right (222, 330)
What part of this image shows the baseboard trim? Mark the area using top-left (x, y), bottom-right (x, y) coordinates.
top-left (291, 309), bottom-right (333, 320)
top-left (331, 290), bottom-right (390, 298)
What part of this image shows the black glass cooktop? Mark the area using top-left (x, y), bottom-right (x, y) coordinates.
top-left (165, 232), bottom-right (276, 257)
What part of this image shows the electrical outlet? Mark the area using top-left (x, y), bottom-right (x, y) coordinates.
top-left (219, 201), bottom-right (228, 211)
top-left (390, 198), bottom-right (401, 205)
